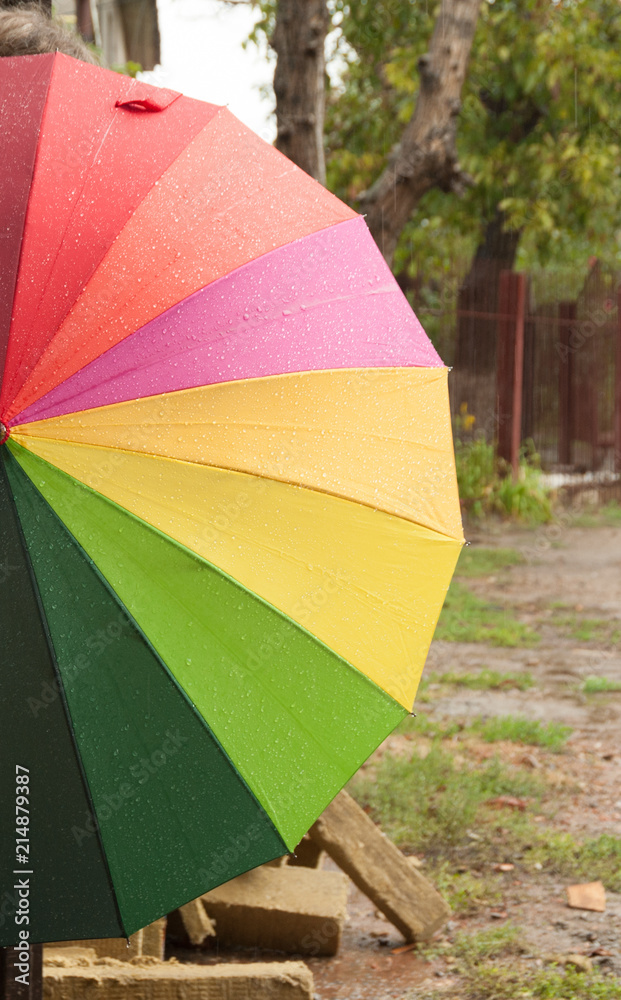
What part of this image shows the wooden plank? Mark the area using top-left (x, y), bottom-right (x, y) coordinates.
top-left (616, 291), bottom-right (621, 472)
top-left (309, 791), bottom-right (450, 942)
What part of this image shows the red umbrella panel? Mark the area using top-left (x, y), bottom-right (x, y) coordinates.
top-left (0, 53), bottom-right (463, 945)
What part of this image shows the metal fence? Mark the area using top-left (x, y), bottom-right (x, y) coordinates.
top-left (413, 262), bottom-right (621, 473)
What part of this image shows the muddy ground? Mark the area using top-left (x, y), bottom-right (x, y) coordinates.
top-left (171, 517), bottom-right (621, 999)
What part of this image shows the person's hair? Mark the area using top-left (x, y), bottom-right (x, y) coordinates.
top-left (0, 3), bottom-right (98, 61)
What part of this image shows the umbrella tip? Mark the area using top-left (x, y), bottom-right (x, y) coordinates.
top-left (0, 421), bottom-right (9, 446)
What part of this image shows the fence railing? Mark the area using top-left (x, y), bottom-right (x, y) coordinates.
top-left (414, 262), bottom-right (621, 474)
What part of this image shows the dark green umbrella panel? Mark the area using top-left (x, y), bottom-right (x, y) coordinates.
top-left (0, 446), bottom-right (407, 943)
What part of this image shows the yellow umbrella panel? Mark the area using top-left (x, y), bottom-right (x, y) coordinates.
top-left (12, 365), bottom-right (463, 711)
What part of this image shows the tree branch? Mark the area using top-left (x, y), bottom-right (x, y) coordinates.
top-left (361, 0), bottom-right (481, 265)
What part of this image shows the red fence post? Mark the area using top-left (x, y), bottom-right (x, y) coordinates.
top-left (616, 291), bottom-right (621, 473)
top-left (558, 301), bottom-right (576, 467)
top-left (496, 271), bottom-right (526, 478)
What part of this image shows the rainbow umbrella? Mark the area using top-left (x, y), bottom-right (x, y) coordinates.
top-left (0, 53), bottom-right (463, 946)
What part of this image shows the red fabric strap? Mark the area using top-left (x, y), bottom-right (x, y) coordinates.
top-left (116, 83), bottom-right (181, 112)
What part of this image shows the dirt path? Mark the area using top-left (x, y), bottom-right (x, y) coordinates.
top-left (171, 520), bottom-right (621, 998)
top-left (310, 520), bottom-right (621, 998)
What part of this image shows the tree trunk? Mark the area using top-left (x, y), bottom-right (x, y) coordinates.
top-left (361, 0), bottom-right (481, 266)
top-left (454, 208), bottom-right (522, 373)
top-left (272, 0), bottom-right (329, 184)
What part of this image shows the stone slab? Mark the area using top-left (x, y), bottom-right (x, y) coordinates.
top-left (201, 867), bottom-right (348, 956)
top-left (43, 960), bottom-right (313, 999)
top-left (310, 790), bottom-right (450, 941)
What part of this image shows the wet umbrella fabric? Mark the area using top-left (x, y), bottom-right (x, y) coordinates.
top-left (0, 53), bottom-right (463, 945)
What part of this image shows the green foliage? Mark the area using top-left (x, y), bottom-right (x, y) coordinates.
top-left (454, 436), bottom-right (497, 520)
top-left (453, 923), bottom-right (522, 965)
top-left (472, 715), bottom-right (572, 752)
top-left (251, 0), bottom-right (621, 283)
top-left (437, 961), bottom-right (621, 1000)
top-left (526, 831), bottom-right (621, 893)
top-left (549, 610), bottom-right (621, 647)
top-left (455, 546), bottom-right (524, 577)
top-left (493, 447), bottom-right (555, 523)
top-left (455, 428), bottom-right (553, 524)
top-left (111, 60), bottom-right (142, 77)
top-left (324, 0), bottom-right (621, 276)
top-left (348, 743), bottom-right (542, 852)
top-left (435, 581), bottom-right (539, 647)
top-left (427, 668), bottom-right (534, 692)
top-left (582, 675), bottom-right (621, 693)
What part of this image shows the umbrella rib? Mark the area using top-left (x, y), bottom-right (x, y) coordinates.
top-left (6, 106), bottom-right (229, 417)
top-left (14, 285), bottom-right (402, 419)
top-left (0, 465), bottom-right (129, 939)
top-left (13, 443), bottom-right (409, 803)
top-left (5, 109), bottom-right (120, 406)
top-left (13, 434), bottom-right (462, 542)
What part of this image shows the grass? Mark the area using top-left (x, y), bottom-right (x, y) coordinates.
top-left (350, 721), bottom-right (621, 925)
top-left (348, 742), bottom-right (544, 853)
top-left (471, 715), bottom-right (572, 752)
top-left (397, 713), bottom-right (464, 739)
top-left (582, 675), bottom-right (621, 693)
top-left (527, 830), bottom-right (621, 892)
top-left (452, 924), bottom-right (522, 964)
top-left (435, 545), bottom-right (539, 648)
top-left (572, 500), bottom-right (621, 529)
top-left (455, 546), bottom-right (524, 577)
top-left (435, 581), bottom-right (540, 647)
top-left (426, 961), bottom-right (621, 1000)
top-left (425, 668), bottom-right (534, 691)
top-left (418, 925), bottom-right (621, 1000)
top-left (429, 860), bottom-right (506, 914)
top-left (547, 610), bottom-right (621, 647)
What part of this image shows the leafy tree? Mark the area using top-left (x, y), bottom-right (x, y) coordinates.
top-left (254, 0), bottom-right (480, 264)
top-left (324, 0), bottom-right (621, 366)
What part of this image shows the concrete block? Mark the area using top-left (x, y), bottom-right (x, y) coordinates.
top-left (45, 917), bottom-right (166, 961)
top-left (287, 835), bottom-right (325, 869)
top-left (141, 918), bottom-right (167, 959)
top-left (201, 866), bottom-right (348, 956)
top-left (43, 959), bottom-right (313, 999)
top-left (45, 933), bottom-right (142, 961)
top-left (167, 898), bottom-right (216, 947)
top-left (310, 789), bottom-right (450, 941)
top-left (44, 947), bottom-right (98, 968)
